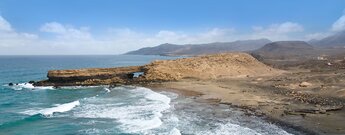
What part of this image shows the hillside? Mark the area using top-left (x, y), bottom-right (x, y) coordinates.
top-left (310, 31), bottom-right (345, 48)
top-left (251, 41), bottom-right (315, 60)
top-left (126, 39), bottom-right (271, 56)
top-left (142, 53), bottom-right (281, 81)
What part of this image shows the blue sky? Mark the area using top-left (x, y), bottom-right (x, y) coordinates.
top-left (0, 0), bottom-right (345, 54)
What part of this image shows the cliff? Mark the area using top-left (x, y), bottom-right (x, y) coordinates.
top-left (35, 53), bottom-right (282, 86)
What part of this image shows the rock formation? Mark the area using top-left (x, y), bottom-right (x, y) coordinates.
top-left (35, 53), bottom-right (282, 86)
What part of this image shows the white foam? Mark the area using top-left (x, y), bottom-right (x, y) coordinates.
top-left (34, 86), bottom-right (55, 90)
top-left (145, 90), bottom-right (171, 105)
top-left (198, 123), bottom-right (261, 135)
top-left (8, 83), bottom-right (54, 90)
top-left (21, 100), bottom-right (80, 116)
top-left (10, 83), bottom-right (34, 90)
top-left (73, 87), bottom-right (172, 133)
top-left (59, 86), bottom-right (100, 89)
top-left (103, 87), bottom-right (111, 93)
top-left (119, 116), bottom-right (163, 132)
top-left (194, 121), bottom-right (293, 135)
top-left (169, 128), bottom-right (181, 135)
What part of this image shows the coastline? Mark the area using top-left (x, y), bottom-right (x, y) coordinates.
top-left (29, 53), bottom-right (345, 134)
top-left (145, 77), bottom-right (345, 135)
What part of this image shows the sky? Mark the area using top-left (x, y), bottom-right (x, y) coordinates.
top-left (1, 0), bottom-right (345, 55)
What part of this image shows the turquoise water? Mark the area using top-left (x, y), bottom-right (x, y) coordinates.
top-left (0, 55), bottom-right (295, 135)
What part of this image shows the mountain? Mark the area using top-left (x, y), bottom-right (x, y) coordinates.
top-left (310, 31), bottom-right (345, 48)
top-left (125, 39), bottom-right (271, 56)
top-left (251, 41), bottom-right (316, 60)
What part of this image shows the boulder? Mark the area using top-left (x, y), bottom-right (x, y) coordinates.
top-left (299, 82), bottom-right (312, 87)
top-left (28, 81), bottom-right (35, 84)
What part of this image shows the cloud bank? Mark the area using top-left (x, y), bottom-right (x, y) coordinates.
top-left (0, 16), bottom-right (38, 49)
top-left (0, 13), bottom-right (344, 55)
top-left (40, 22), bottom-right (92, 40)
top-left (251, 22), bottom-right (304, 41)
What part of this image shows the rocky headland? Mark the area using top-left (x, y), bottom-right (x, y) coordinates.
top-left (34, 52), bottom-right (345, 134)
top-left (35, 53), bottom-right (281, 87)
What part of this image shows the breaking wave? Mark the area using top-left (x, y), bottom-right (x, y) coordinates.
top-left (21, 100), bottom-right (80, 116)
top-left (7, 83), bottom-right (54, 90)
top-left (73, 87), bottom-right (172, 133)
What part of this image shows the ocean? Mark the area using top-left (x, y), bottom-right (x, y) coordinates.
top-left (0, 55), bottom-right (294, 135)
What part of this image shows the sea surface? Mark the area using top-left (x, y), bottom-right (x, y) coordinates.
top-left (0, 55), bottom-right (294, 135)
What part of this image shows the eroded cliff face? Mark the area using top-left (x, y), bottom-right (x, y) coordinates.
top-left (35, 66), bottom-right (143, 86)
top-left (35, 53), bottom-right (283, 86)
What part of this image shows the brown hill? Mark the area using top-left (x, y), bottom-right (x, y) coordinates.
top-left (251, 41), bottom-right (315, 60)
top-left (142, 53), bottom-right (281, 81)
top-left (35, 53), bottom-right (282, 86)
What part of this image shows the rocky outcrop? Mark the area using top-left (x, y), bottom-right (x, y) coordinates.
top-left (299, 82), bottom-right (312, 87)
top-left (35, 53), bottom-right (282, 86)
top-left (35, 66), bottom-right (143, 86)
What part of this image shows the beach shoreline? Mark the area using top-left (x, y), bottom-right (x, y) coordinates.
top-left (30, 53), bottom-right (345, 134)
top-left (145, 75), bottom-right (345, 135)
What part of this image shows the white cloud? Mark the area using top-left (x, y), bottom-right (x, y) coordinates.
top-left (142, 28), bottom-right (237, 45)
top-left (40, 22), bottom-right (92, 40)
top-left (305, 13), bottom-right (345, 40)
top-left (253, 22), bottom-right (303, 34)
top-left (153, 30), bottom-right (188, 43)
top-left (40, 22), bottom-right (67, 33)
top-left (331, 14), bottom-right (345, 32)
top-left (156, 30), bottom-right (178, 38)
top-left (0, 16), bottom-right (12, 31)
top-left (98, 28), bottom-right (236, 53)
top-left (0, 16), bottom-right (38, 49)
top-left (251, 22), bottom-right (304, 40)
top-left (0, 16), bottom-right (309, 55)
top-left (198, 28), bottom-right (236, 41)
top-left (107, 28), bottom-right (143, 37)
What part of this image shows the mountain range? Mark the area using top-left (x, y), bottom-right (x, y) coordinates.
top-left (126, 39), bottom-right (271, 56)
top-left (309, 31), bottom-right (345, 48)
top-left (126, 31), bottom-right (345, 57)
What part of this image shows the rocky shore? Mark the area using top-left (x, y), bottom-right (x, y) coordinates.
top-left (34, 52), bottom-right (345, 134)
